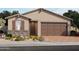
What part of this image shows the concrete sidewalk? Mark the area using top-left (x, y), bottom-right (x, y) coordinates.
top-left (0, 39), bottom-right (79, 47)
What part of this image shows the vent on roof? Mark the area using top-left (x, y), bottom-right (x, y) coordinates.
top-left (38, 8), bottom-right (42, 13)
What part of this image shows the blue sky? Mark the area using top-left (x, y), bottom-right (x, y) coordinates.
top-left (0, 8), bottom-right (79, 15)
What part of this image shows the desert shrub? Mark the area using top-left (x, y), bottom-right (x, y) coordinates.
top-left (6, 34), bottom-right (12, 37)
top-left (29, 35), bottom-right (44, 41)
top-left (25, 36), bottom-right (30, 39)
top-left (5, 37), bottom-right (12, 40)
top-left (30, 35), bottom-right (38, 41)
top-left (37, 36), bottom-right (44, 41)
top-left (15, 36), bottom-right (25, 41)
top-left (5, 34), bottom-right (26, 41)
top-left (5, 34), bottom-right (13, 40)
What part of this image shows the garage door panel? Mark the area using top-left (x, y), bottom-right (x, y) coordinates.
top-left (41, 22), bottom-right (67, 36)
top-left (41, 24), bottom-right (47, 36)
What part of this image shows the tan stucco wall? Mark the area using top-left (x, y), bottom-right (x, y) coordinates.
top-left (8, 17), bottom-right (15, 30)
top-left (24, 11), bottom-right (69, 23)
top-left (8, 17), bottom-right (30, 32)
top-left (24, 11), bottom-right (71, 36)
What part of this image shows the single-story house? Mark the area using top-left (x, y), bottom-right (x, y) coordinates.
top-left (6, 8), bottom-right (72, 36)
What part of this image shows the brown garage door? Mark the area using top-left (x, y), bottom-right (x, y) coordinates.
top-left (41, 22), bottom-right (68, 36)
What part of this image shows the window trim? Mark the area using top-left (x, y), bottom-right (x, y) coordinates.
top-left (15, 19), bottom-right (22, 31)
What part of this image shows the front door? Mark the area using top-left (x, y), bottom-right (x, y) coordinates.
top-left (30, 21), bottom-right (38, 35)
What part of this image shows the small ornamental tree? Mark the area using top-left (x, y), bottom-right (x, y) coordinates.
top-left (0, 18), bottom-right (5, 28)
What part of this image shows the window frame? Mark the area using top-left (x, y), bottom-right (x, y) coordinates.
top-left (15, 18), bottom-right (22, 31)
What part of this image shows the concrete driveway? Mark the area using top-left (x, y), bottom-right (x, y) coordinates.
top-left (43, 36), bottom-right (79, 42)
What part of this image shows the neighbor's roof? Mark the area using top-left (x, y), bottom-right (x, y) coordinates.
top-left (5, 14), bottom-right (31, 20)
top-left (22, 8), bottom-right (73, 21)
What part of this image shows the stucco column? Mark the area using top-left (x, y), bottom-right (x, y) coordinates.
top-left (38, 21), bottom-right (41, 36)
top-left (68, 22), bottom-right (71, 35)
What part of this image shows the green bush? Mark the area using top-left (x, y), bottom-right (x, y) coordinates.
top-left (70, 30), bottom-right (77, 36)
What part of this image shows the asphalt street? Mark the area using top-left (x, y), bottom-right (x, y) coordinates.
top-left (0, 45), bottom-right (79, 51)
top-left (0, 41), bottom-right (79, 51)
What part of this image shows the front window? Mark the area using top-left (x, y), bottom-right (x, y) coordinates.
top-left (15, 19), bottom-right (21, 31)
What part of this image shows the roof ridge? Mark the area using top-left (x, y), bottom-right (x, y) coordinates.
top-left (6, 8), bottom-right (73, 21)
top-left (22, 8), bottom-right (72, 21)
top-left (5, 14), bottom-right (30, 19)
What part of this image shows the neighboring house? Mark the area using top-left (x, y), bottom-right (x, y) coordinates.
top-left (6, 8), bottom-right (72, 36)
